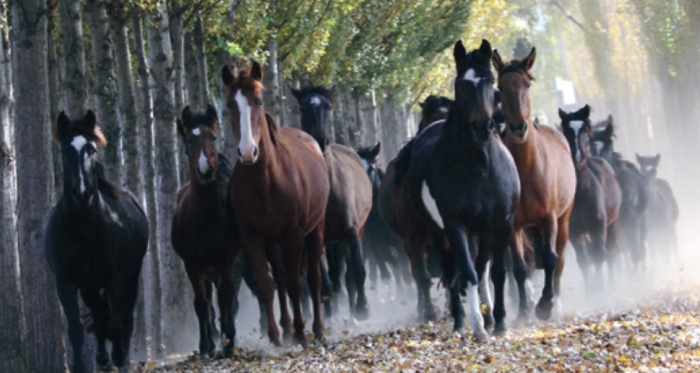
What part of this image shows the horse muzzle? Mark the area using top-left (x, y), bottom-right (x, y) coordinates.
top-left (196, 167), bottom-right (216, 183)
top-left (237, 145), bottom-right (259, 165)
top-left (509, 122), bottom-right (528, 141)
top-left (472, 119), bottom-right (494, 142)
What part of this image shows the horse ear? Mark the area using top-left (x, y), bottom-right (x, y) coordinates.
top-left (205, 104), bottom-right (218, 121)
top-left (221, 64), bottom-right (235, 86)
top-left (492, 49), bottom-right (505, 73)
top-left (635, 153), bottom-right (642, 164)
top-left (453, 40), bottom-right (467, 61)
top-left (251, 60), bottom-right (263, 81)
top-left (54, 111), bottom-right (70, 143)
top-left (579, 104), bottom-right (591, 119)
top-left (84, 110), bottom-right (97, 130)
top-left (654, 153), bottom-right (661, 165)
top-left (607, 114), bottom-right (614, 125)
top-left (523, 47), bottom-right (537, 71)
top-left (604, 122), bottom-right (614, 138)
top-left (176, 118), bottom-right (186, 139)
top-left (479, 39), bottom-right (492, 59)
top-left (418, 101), bottom-right (425, 109)
top-left (181, 105), bottom-right (192, 123)
top-left (290, 86), bottom-right (303, 101)
top-left (558, 108), bottom-right (566, 120)
top-left (370, 142), bottom-right (381, 158)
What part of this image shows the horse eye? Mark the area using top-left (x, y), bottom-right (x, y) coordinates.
top-left (526, 83), bottom-right (532, 88)
top-left (212, 136), bottom-right (218, 141)
top-left (86, 145), bottom-right (96, 155)
top-left (256, 99), bottom-right (263, 106)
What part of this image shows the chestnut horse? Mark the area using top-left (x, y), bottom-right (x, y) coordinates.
top-left (45, 110), bottom-right (148, 373)
top-left (172, 105), bottom-right (264, 357)
top-left (559, 106), bottom-right (621, 289)
top-left (492, 48), bottom-right (576, 320)
top-left (417, 95), bottom-right (453, 133)
top-left (221, 62), bottom-right (330, 346)
top-left (381, 40), bottom-right (520, 341)
top-left (290, 85), bottom-right (373, 319)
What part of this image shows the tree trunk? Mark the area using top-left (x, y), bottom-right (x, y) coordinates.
top-left (169, 4), bottom-right (187, 187)
top-left (59, 0), bottom-right (87, 120)
top-left (148, 1), bottom-right (190, 354)
top-left (216, 48), bottom-right (236, 156)
top-left (184, 31), bottom-right (202, 109)
top-left (47, 11), bottom-right (63, 203)
top-left (86, 0), bottom-right (121, 184)
top-left (277, 59), bottom-right (287, 127)
top-left (263, 35), bottom-right (280, 122)
top-left (332, 88), bottom-right (348, 145)
top-left (0, 16), bottom-right (27, 372)
top-left (284, 71), bottom-right (300, 129)
top-left (133, 14), bottom-right (163, 359)
top-left (11, 1), bottom-right (65, 371)
top-left (380, 95), bottom-right (407, 168)
top-left (362, 90), bottom-right (378, 147)
top-left (193, 16), bottom-right (210, 106)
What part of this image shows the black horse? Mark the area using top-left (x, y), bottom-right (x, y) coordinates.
top-left (559, 106), bottom-right (621, 289)
top-left (636, 153), bottom-right (679, 263)
top-left (45, 110), bottom-right (148, 373)
top-left (390, 40), bottom-right (520, 341)
top-left (356, 142), bottom-right (412, 292)
top-left (417, 95), bottom-right (453, 132)
top-left (590, 116), bottom-right (650, 269)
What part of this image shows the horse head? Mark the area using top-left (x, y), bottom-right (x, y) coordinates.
top-left (222, 61), bottom-right (266, 165)
top-left (417, 95), bottom-right (452, 132)
top-left (492, 46), bottom-right (537, 142)
top-left (590, 115), bottom-right (615, 163)
top-left (636, 153), bottom-right (661, 180)
top-left (53, 110), bottom-right (107, 207)
top-left (559, 104), bottom-right (592, 169)
top-left (177, 104), bottom-right (220, 184)
top-left (291, 85), bottom-right (336, 152)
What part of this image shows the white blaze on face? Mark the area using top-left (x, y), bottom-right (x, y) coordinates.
top-left (439, 106), bottom-right (449, 114)
top-left (361, 159), bottom-right (370, 173)
top-left (593, 140), bottom-right (604, 155)
top-left (569, 120), bottom-right (585, 163)
top-left (192, 128), bottom-right (201, 136)
top-left (198, 150), bottom-right (208, 174)
top-left (421, 180), bottom-right (444, 229)
top-left (235, 90), bottom-right (256, 161)
top-left (463, 68), bottom-right (483, 86)
top-left (71, 135), bottom-right (88, 193)
top-left (310, 96), bottom-right (321, 106)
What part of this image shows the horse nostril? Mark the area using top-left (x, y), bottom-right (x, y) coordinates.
top-left (252, 146), bottom-right (259, 158)
top-left (236, 148), bottom-right (243, 158)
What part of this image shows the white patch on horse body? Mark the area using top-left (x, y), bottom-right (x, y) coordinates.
top-left (421, 181), bottom-right (444, 229)
top-left (479, 264), bottom-right (493, 313)
top-left (235, 90), bottom-right (256, 161)
top-left (192, 128), bottom-right (201, 136)
top-left (593, 140), bottom-right (604, 155)
top-left (71, 135), bottom-right (88, 193)
top-left (498, 122), bottom-right (506, 134)
top-left (467, 283), bottom-right (487, 336)
top-left (569, 120), bottom-right (584, 133)
top-left (463, 68), bottom-right (482, 85)
top-left (361, 159), bottom-right (370, 173)
top-left (198, 150), bottom-right (208, 174)
top-left (310, 96), bottom-right (321, 105)
top-left (425, 119), bottom-right (445, 130)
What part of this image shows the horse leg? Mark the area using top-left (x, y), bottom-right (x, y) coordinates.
top-left (300, 277), bottom-right (312, 320)
top-left (185, 267), bottom-right (215, 357)
top-left (606, 221), bottom-right (620, 288)
top-left (343, 242), bottom-right (358, 317)
top-left (440, 249), bottom-right (465, 330)
top-left (306, 224), bottom-right (326, 342)
top-left (589, 225), bottom-right (607, 291)
top-left (246, 242), bottom-right (281, 347)
top-left (80, 287), bottom-right (111, 371)
top-left (56, 280), bottom-right (87, 373)
top-left (280, 236), bottom-right (307, 347)
top-left (217, 268), bottom-right (238, 358)
top-left (405, 240), bottom-right (436, 322)
top-left (107, 275), bottom-right (140, 371)
top-left (326, 243), bottom-right (343, 314)
top-left (268, 244), bottom-right (292, 343)
top-left (443, 220), bottom-right (487, 342)
top-left (490, 224), bottom-right (512, 336)
top-left (570, 233), bottom-right (591, 292)
top-left (474, 247), bottom-right (494, 333)
top-left (240, 253), bottom-right (268, 335)
top-left (535, 215), bottom-right (559, 321)
top-left (348, 230), bottom-right (369, 320)
top-left (509, 230), bottom-right (531, 322)
top-left (320, 260), bottom-right (333, 320)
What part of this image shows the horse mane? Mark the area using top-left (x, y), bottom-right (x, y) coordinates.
top-left (94, 161), bottom-right (119, 199)
top-left (393, 138), bottom-right (415, 186)
top-left (297, 85), bottom-right (337, 107)
top-left (500, 60), bottom-right (536, 81)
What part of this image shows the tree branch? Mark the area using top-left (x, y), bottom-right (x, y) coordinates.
top-left (549, 0), bottom-right (589, 33)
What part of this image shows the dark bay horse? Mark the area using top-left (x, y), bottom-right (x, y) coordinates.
top-left (171, 105), bottom-right (264, 357)
top-left (222, 62), bottom-right (330, 346)
top-left (381, 40), bottom-right (520, 341)
top-left (356, 142), bottom-right (412, 292)
top-left (559, 106), bottom-right (621, 289)
top-left (45, 110), bottom-right (148, 373)
top-left (492, 47), bottom-right (576, 320)
top-left (417, 95), bottom-right (453, 132)
top-left (636, 153), bottom-right (679, 263)
top-left (291, 85), bottom-right (373, 319)
top-left (590, 117), bottom-right (650, 269)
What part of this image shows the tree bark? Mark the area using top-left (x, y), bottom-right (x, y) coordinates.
top-left (216, 48), bottom-right (236, 156)
top-left (133, 14), bottom-right (163, 358)
top-left (0, 15), bottom-right (27, 372)
top-left (193, 15), bottom-right (210, 106)
top-left (47, 10), bottom-right (63, 203)
top-left (59, 0), bottom-right (87, 120)
top-left (263, 35), bottom-right (280, 122)
top-left (11, 1), bottom-right (65, 371)
top-left (148, 1), bottom-right (190, 354)
top-left (86, 0), bottom-right (122, 184)
top-left (362, 90), bottom-right (378, 147)
top-left (169, 3), bottom-right (187, 187)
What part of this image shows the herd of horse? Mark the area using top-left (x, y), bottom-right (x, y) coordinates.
top-left (44, 39), bottom-right (679, 373)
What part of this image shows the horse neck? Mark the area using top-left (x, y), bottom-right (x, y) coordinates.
top-left (507, 120), bottom-right (541, 167)
top-left (59, 188), bottom-right (104, 223)
top-left (189, 177), bottom-right (224, 205)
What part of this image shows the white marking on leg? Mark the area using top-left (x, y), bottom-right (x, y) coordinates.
top-left (525, 278), bottom-right (536, 306)
top-left (479, 264), bottom-right (493, 312)
top-left (198, 150), bottom-right (208, 174)
top-left (234, 90), bottom-right (256, 161)
top-left (468, 283), bottom-right (487, 337)
top-left (463, 68), bottom-right (482, 85)
top-left (192, 128), bottom-right (201, 136)
top-left (569, 120), bottom-right (584, 133)
top-left (421, 181), bottom-right (444, 229)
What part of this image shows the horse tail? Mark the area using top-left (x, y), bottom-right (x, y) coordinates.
top-left (393, 138), bottom-right (415, 186)
top-left (217, 152), bottom-right (234, 180)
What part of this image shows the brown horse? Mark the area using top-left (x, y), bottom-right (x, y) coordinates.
top-left (221, 62), bottom-right (330, 347)
top-left (290, 86), bottom-right (373, 319)
top-left (492, 48), bottom-right (576, 320)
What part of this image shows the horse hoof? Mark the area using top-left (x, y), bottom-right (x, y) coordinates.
top-left (452, 319), bottom-right (465, 332)
top-left (483, 314), bottom-right (495, 333)
top-left (423, 306), bottom-right (439, 322)
top-left (117, 364), bottom-right (130, 373)
top-left (492, 321), bottom-right (507, 337)
top-left (98, 360), bottom-right (113, 373)
top-left (353, 304), bottom-right (370, 321)
top-left (472, 327), bottom-right (490, 343)
top-left (223, 344), bottom-right (235, 359)
top-left (535, 300), bottom-right (553, 321)
top-left (96, 352), bottom-right (112, 372)
top-left (295, 334), bottom-right (309, 349)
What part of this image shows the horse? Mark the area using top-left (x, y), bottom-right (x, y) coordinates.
top-left (382, 39), bottom-right (520, 341)
top-left (290, 85), bottom-right (373, 319)
top-left (590, 116), bottom-right (650, 269)
top-left (221, 61), bottom-right (330, 346)
top-left (636, 153), bottom-right (679, 263)
top-left (171, 105), bottom-right (266, 357)
top-left (417, 95), bottom-right (453, 133)
top-left (356, 142), bottom-right (412, 292)
top-left (492, 47), bottom-right (576, 321)
top-left (45, 110), bottom-right (148, 373)
top-left (559, 106), bottom-right (622, 289)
